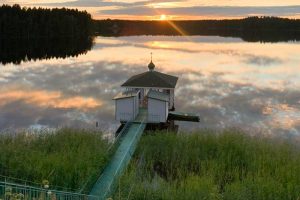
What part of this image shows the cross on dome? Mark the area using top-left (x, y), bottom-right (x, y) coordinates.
top-left (148, 52), bottom-right (155, 71)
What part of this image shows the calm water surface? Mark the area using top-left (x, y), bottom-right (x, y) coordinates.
top-left (0, 36), bottom-right (299, 137)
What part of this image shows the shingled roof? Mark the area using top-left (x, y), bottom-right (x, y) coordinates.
top-left (121, 71), bottom-right (178, 89)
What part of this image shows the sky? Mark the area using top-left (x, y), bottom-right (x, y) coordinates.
top-left (3, 0), bottom-right (300, 20)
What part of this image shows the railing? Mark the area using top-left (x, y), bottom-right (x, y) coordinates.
top-left (108, 121), bottom-right (132, 151)
top-left (0, 175), bottom-right (76, 194)
top-left (76, 121), bottom-right (134, 196)
top-left (0, 180), bottom-right (99, 200)
top-left (89, 121), bottom-right (146, 200)
top-left (0, 120), bottom-right (142, 200)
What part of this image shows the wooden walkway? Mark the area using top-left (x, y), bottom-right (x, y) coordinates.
top-left (89, 121), bottom-right (146, 200)
top-left (134, 108), bottom-right (148, 123)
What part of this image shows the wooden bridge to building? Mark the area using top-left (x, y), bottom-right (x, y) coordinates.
top-left (89, 113), bottom-right (147, 200)
top-left (89, 108), bottom-right (199, 199)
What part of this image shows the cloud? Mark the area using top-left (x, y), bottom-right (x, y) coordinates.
top-left (1, 58), bottom-right (299, 137)
top-left (100, 5), bottom-right (300, 17)
top-left (93, 37), bottom-right (283, 67)
top-left (0, 60), bottom-right (142, 130)
top-left (35, 0), bottom-right (129, 7)
top-left (5, 0), bottom-right (300, 19)
top-left (176, 71), bottom-right (300, 137)
top-left (243, 55), bottom-right (283, 66)
top-left (0, 36), bottom-right (299, 137)
top-left (0, 90), bottom-right (102, 110)
top-left (30, 0), bottom-right (166, 8)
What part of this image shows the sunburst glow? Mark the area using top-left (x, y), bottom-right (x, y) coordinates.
top-left (160, 14), bottom-right (167, 20)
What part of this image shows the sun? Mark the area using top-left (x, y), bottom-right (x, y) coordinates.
top-left (160, 14), bottom-right (167, 20)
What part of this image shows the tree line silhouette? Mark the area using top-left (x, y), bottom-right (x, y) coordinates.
top-left (0, 4), bottom-right (93, 38)
top-left (1, 4), bottom-right (300, 65)
top-left (0, 37), bottom-right (94, 65)
top-left (0, 4), bottom-right (94, 65)
top-left (95, 17), bottom-right (300, 42)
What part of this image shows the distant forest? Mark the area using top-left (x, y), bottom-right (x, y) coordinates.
top-left (95, 17), bottom-right (300, 42)
top-left (0, 5), bottom-right (94, 65)
top-left (0, 4), bottom-right (93, 38)
top-left (1, 4), bottom-right (300, 65)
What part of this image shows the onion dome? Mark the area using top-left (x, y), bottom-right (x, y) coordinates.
top-left (148, 52), bottom-right (155, 71)
top-left (148, 60), bottom-right (155, 71)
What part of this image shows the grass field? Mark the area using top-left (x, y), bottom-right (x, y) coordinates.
top-left (113, 130), bottom-right (300, 200)
top-left (0, 128), bottom-right (110, 193)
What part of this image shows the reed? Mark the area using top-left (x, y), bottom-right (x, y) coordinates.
top-left (114, 129), bottom-right (300, 200)
top-left (0, 128), bottom-right (110, 193)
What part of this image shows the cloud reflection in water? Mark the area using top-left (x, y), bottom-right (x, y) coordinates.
top-left (0, 36), bottom-right (299, 137)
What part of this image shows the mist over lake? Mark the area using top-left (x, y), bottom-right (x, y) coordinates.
top-left (0, 36), bottom-right (299, 137)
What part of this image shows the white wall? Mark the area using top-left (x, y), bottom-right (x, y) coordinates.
top-left (148, 98), bottom-right (169, 123)
top-left (116, 97), bottom-right (138, 121)
top-left (165, 101), bottom-right (168, 120)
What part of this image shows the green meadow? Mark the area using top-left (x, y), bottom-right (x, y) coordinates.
top-left (1, 128), bottom-right (300, 199)
top-left (0, 129), bottom-right (110, 193)
top-left (113, 130), bottom-right (300, 200)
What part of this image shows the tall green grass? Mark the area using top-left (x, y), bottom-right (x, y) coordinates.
top-left (114, 130), bottom-right (300, 200)
top-left (0, 128), bottom-right (110, 193)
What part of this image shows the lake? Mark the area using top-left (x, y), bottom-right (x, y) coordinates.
top-left (0, 36), bottom-right (299, 137)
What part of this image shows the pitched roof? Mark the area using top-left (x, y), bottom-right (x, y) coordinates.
top-left (148, 90), bottom-right (169, 102)
top-left (121, 71), bottom-right (178, 89)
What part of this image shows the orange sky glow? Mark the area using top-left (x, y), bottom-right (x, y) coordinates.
top-left (2, 0), bottom-right (300, 20)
